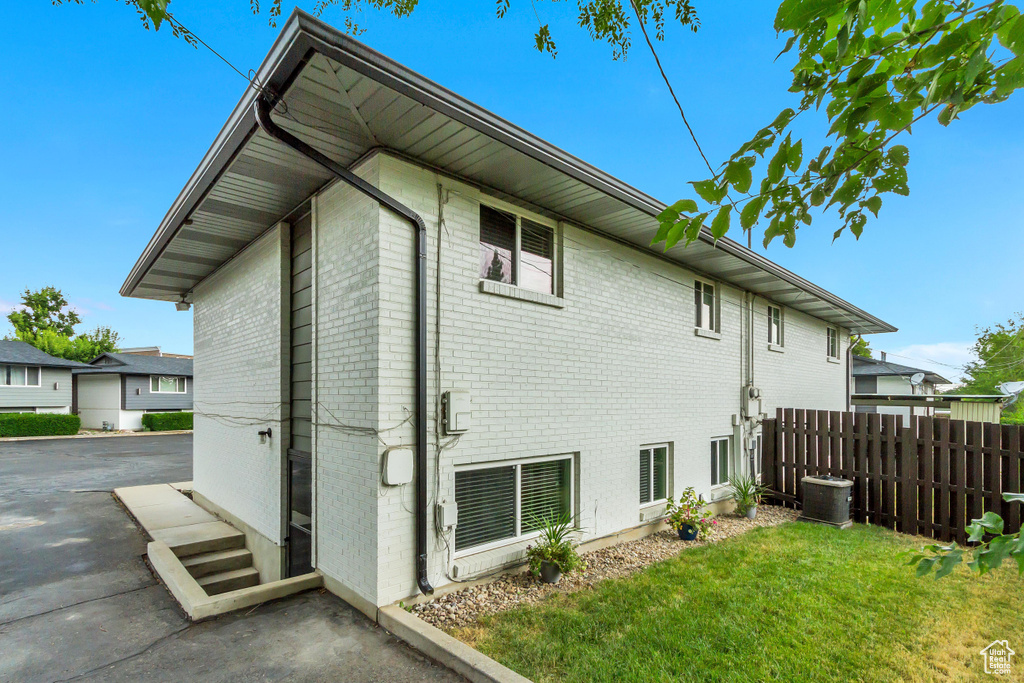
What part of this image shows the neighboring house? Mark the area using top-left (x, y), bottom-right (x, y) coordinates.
top-left (852, 353), bottom-right (951, 421)
top-left (0, 340), bottom-right (89, 414)
top-left (851, 353), bottom-right (1006, 423)
top-left (119, 11), bottom-right (895, 613)
top-left (73, 353), bottom-right (193, 430)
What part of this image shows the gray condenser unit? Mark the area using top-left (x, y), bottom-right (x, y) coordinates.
top-left (798, 476), bottom-right (853, 529)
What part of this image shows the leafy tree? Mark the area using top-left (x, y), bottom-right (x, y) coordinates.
top-left (4, 287), bottom-right (121, 363)
top-left (850, 335), bottom-right (872, 357)
top-left (7, 286), bottom-right (81, 338)
top-left (952, 313), bottom-right (1024, 423)
top-left (76, 0), bottom-right (1024, 249)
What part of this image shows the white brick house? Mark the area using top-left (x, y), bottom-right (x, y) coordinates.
top-left (121, 10), bottom-right (894, 614)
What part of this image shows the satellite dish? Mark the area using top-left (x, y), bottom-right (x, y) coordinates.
top-left (910, 372), bottom-right (926, 386)
top-left (998, 381), bottom-right (1024, 396)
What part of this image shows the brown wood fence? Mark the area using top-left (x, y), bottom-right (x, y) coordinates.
top-left (761, 408), bottom-right (1024, 542)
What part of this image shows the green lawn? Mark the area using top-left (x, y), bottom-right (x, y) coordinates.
top-left (454, 522), bottom-right (1024, 682)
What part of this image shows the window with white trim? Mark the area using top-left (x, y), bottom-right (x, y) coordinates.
top-left (768, 305), bottom-right (784, 346)
top-left (151, 376), bottom-right (187, 393)
top-left (2, 365), bottom-right (41, 387)
top-left (639, 445), bottom-right (669, 505)
top-left (479, 205), bottom-right (555, 295)
top-left (827, 326), bottom-right (840, 359)
top-left (454, 456), bottom-right (572, 553)
top-left (694, 279), bottom-right (718, 331)
top-left (711, 437), bottom-right (730, 487)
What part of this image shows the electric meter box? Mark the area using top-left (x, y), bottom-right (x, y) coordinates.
top-left (442, 390), bottom-right (472, 435)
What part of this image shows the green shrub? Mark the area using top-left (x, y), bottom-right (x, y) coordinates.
top-left (0, 412), bottom-right (80, 438)
top-left (141, 411), bottom-right (193, 431)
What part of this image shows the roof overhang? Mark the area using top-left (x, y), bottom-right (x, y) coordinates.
top-left (122, 8), bottom-right (896, 335)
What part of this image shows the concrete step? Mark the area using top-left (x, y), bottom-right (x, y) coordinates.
top-left (151, 521), bottom-right (245, 558)
top-left (198, 567), bottom-right (260, 595)
top-left (181, 548), bottom-right (253, 579)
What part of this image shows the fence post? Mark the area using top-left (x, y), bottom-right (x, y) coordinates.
top-left (936, 418), bottom-right (951, 542)
top-left (967, 421), bottom-right (984, 523)
top-left (762, 417), bottom-right (776, 493)
top-left (868, 413), bottom-right (882, 526)
top-left (988, 423), bottom-right (1004, 522)
top-left (917, 416), bottom-right (934, 537)
top-left (1005, 425), bottom-right (1022, 535)
top-left (899, 415), bottom-right (916, 535)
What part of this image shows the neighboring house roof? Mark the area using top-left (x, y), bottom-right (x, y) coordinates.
top-left (852, 355), bottom-right (951, 385)
top-left (73, 352), bottom-right (194, 377)
top-left (0, 340), bottom-right (91, 369)
top-left (120, 9), bottom-right (895, 336)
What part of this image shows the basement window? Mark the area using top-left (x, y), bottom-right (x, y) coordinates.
top-left (639, 445), bottom-right (669, 505)
top-left (2, 365), bottom-right (41, 387)
top-left (711, 437), bottom-right (730, 487)
top-left (768, 305), bottom-right (784, 346)
top-left (454, 456), bottom-right (572, 553)
top-left (479, 205), bottom-right (555, 295)
top-left (151, 376), bottom-right (187, 393)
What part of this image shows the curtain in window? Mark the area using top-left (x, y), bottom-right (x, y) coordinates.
top-left (639, 450), bottom-right (652, 504)
top-left (8, 365), bottom-right (26, 386)
top-left (25, 367), bottom-right (39, 386)
top-left (454, 466), bottom-right (516, 551)
top-left (521, 459), bottom-right (570, 532)
top-left (479, 206), bottom-right (516, 284)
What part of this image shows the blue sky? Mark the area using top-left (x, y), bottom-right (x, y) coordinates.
top-left (2, 1), bottom-right (1021, 379)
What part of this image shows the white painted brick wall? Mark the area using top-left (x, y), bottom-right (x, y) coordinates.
top-left (369, 154), bottom-right (850, 604)
top-left (192, 225), bottom-right (288, 545)
top-left (311, 158), bottom-right (384, 606)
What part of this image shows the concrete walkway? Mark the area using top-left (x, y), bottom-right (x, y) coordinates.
top-left (0, 435), bottom-right (463, 682)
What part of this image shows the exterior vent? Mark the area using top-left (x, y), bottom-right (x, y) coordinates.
top-left (798, 476), bottom-right (853, 529)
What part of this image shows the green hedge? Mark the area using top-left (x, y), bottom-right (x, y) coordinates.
top-left (142, 411), bottom-right (194, 431)
top-left (0, 413), bottom-right (81, 438)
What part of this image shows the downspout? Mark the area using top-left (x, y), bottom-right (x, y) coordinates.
top-left (848, 334), bottom-right (861, 412)
top-left (255, 96), bottom-right (434, 596)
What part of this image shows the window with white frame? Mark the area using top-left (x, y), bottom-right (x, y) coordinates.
top-left (454, 456), bottom-right (572, 553)
top-left (694, 279), bottom-right (717, 331)
top-left (2, 365), bottom-right (41, 387)
top-left (768, 305), bottom-right (784, 346)
top-left (639, 445), bottom-right (669, 505)
top-left (827, 326), bottom-right (840, 359)
top-left (150, 376), bottom-right (187, 393)
top-left (479, 205), bottom-right (555, 295)
top-left (711, 437), bottom-right (730, 487)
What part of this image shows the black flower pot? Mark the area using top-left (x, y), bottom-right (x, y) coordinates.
top-left (678, 523), bottom-right (699, 541)
top-left (540, 560), bottom-right (562, 584)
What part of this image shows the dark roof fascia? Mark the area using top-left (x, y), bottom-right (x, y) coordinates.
top-left (121, 8), bottom-right (896, 335)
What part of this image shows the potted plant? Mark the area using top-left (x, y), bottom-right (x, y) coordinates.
top-left (729, 474), bottom-right (766, 519)
top-left (525, 514), bottom-right (586, 584)
top-left (665, 487), bottom-right (715, 540)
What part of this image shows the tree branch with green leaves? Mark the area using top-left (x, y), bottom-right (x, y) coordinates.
top-left (909, 493), bottom-right (1024, 578)
top-left (653, 0), bottom-right (1024, 251)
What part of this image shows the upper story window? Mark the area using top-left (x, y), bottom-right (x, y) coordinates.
top-left (639, 445), bottom-right (669, 505)
top-left (151, 376), bottom-right (187, 393)
top-left (2, 365), bottom-right (41, 387)
top-left (827, 326), bottom-right (840, 359)
top-left (454, 455), bottom-right (572, 553)
top-left (479, 205), bottom-right (554, 295)
top-left (694, 279), bottom-right (718, 332)
top-left (768, 305), bottom-right (784, 346)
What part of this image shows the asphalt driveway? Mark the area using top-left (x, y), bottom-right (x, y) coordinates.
top-left (0, 435), bottom-right (462, 682)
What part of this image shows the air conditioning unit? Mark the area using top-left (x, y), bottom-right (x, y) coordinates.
top-left (798, 476), bottom-right (853, 529)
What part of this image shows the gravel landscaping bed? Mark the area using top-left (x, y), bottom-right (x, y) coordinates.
top-left (413, 506), bottom-right (800, 630)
